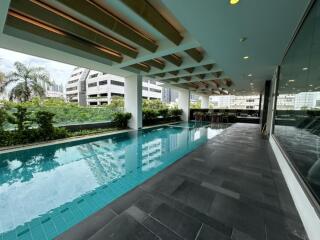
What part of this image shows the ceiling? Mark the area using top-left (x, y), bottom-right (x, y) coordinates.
top-left (0, 0), bottom-right (311, 96)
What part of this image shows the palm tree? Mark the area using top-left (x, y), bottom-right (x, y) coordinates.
top-left (1, 62), bottom-right (51, 102)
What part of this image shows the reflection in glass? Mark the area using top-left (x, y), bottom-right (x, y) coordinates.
top-left (274, 1), bottom-right (320, 203)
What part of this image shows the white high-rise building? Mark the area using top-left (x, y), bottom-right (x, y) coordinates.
top-left (66, 68), bottom-right (162, 106)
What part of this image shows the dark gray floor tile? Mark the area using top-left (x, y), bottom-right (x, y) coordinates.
top-left (142, 216), bottom-right (183, 240)
top-left (172, 180), bottom-right (216, 213)
top-left (56, 207), bottom-right (117, 240)
top-left (108, 187), bottom-right (146, 214)
top-left (151, 203), bottom-right (202, 240)
top-left (209, 194), bottom-right (266, 240)
top-left (196, 224), bottom-right (230, 240)
top-left (88, 213), bottom-right (159, 240)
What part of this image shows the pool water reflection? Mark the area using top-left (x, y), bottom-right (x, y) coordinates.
top-left (0, 122), bottom-right (228, 239)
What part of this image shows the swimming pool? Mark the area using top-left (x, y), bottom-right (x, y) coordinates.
top-left (0, 122), bottom-right (228, 240)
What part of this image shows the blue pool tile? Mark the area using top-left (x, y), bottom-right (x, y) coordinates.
top-left (29, 225), bottom-right (46, 240)
top-left (0, 122), bottom-right (224, 240)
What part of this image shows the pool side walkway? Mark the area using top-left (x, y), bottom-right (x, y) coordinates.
top-left (56, 123), bottom-right (308, 240)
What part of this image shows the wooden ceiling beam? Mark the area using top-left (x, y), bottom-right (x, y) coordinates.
top-left (144, 58), bottom-right (165, 70)
top-left (185, 48), bottom-right (203, 62)
top-left (130, 63), bottom-right (150, 72)
top-left (184, 67), bottom-right (194, 73)
top-left (198, 74), bottom-right (206, 79)
top-left (6, 11), bottom-right (123, 63)
top-left (121, 0), bottom-right (183, 45)
top-left (203, 64), bottom-right (213, 71)
top-left (183, 76), bottom-right (192, 81)
top-left (56, 0), bottom-right (158, 52)
top-left (162, 54), bottom-right (182, 66)
top-left (168, 70), bottom-right (179, 76)
top-left (10, 0), bottom-right (138, 58)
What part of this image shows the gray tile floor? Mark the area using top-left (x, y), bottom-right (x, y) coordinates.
top-left (56, 123), bottom-right (308, 240)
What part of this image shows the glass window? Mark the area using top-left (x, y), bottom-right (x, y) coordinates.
top-left (111, 80), bottom-right (124, 86)
top-left (273, 1), bottom-right (320, 204)
top-left (99, 80), bottom-right (108, 85)
top-left (88, 82), bottom-right (97, 88)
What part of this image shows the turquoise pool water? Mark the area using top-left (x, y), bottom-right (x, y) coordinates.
top-left (0, 122), bottom-right (228, 240)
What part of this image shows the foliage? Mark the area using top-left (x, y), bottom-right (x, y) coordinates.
top-left (158, 108), bottom-right (169, 118)
top-left (190, 101), bottom-right (201, 109)
top-left (112, 112), bottom-right (131, 129)
top-left (143, 99), bottom-right (167, 110)
top-left (109, 96), bottom-right (124, 109)
top-left (169, 108), bottom-right (183, 116)
top-left (0, 71), bottom-right (4, 89)
top-left (9, 105), bottom-right (33, 131)
top-left (0, 108), bottom-right (8, 131)
top-left (1, 62), bottom-right (51, 102)
top-left (35, 111), bottom-right (56, 140)
top-left (1, 98), bottom-right (119, 127)
top-left (143, 109), bottom-right (159, 121)
top-left (68, 127), bottom-right (117, 137)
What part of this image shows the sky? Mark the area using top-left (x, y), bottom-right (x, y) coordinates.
top-left (0, 48), bottom-right (75, 85)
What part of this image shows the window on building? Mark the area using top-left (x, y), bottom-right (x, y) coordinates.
top-left (68, 79), bottom-right (78, 84)
top-left (89, 73), bottom-right (99, 79)
top-left (99, 80), bottom-right (108, 85)
top-left (71, 72), bottom-right (82, 77)
top-left (150, 88), bottom-right (161, 93)
top-left (66, 86), bottom-right (77, 91)
top-left (100, 93), bottom-right (108, 97)
top-left (111, 80), bottom-right (124, 86)
top-left (100, 102), bottom-right (108, 105)
top-left (88, 82), bottom-right (97, 88)
top-left (89, 102), bottom-right (97, 105)
top-left (88, 94), bottom-right (97, 98)
top-left (143, 87), bottom-right (148, 91)
top-left (111, 93), bottom-right (124, 97)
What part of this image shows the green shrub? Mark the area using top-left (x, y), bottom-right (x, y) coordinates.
top-left (9, 106), bottom-right (33, 131)
top-left (0, 108), bottom-right (7, 131)
top-left (158, 108), bottom-right (169, 118)
top-left (143, 109), bottom-right (159, 121)
top-left (35, 111), bottom-right (56, 140)
top-left (112, 112), bottom-right (131, 129)
top-left (53, 127), bottom-right (69, 139)
top-left (169, 108), bottom-right (183, 117)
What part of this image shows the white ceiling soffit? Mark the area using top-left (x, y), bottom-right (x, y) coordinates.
top-left (160, 0), bottom-right (311, 93)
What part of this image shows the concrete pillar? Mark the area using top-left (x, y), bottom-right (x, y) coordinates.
top-left (200, 95), bottom-right (209, 108)
top-left (178, 89), bottom-right (190, 121)
top-left (125, 75), bottom-right (142, 129)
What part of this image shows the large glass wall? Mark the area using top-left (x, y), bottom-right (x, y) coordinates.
top-left (274, 0), bottom-right (320, 204)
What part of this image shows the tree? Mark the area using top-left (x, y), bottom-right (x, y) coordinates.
top-left (0, 71), bottom-right (5, 94)
top-left (1, 62), bottom-right (51, 102)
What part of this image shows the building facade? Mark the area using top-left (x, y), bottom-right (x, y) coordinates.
top-left (66, 68), bottom-right (162, 105)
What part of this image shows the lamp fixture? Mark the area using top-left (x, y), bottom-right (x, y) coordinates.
top-left (243, 56), bottom-right (249, 60)
top-left (288, 79), bottom-right (295, 83)
top-left (302, 67), bottom-right (309, 71)
top-left (248, 73), bottom-right (252, 77)
top-left (230, 0), bottom-right (240, 5)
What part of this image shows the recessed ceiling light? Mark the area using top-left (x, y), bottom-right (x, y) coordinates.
top-left (309, 84), bottom-right (313, 87)
top-left (250, 82), bottom-right (254, 85)
top-left (243, 56), bottom-right (249, 60)
top-left (302, 67), bottom-right (309, 71)
top-left (248, 73), bottom-right (252, 77)
top-left (288, 79), bottom-right (295, 83)
top-left (230, 0), bottom-right (240, 5)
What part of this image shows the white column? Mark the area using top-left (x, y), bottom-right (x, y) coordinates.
top-left (125, 75), bottom-right (142, 129)
top-left (200, 95), bottom-right (209, 108)
top-left (178, 89), bottom-right (190, 121)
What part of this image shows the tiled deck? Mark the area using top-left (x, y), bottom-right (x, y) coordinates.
top-left (57, 123), bottom-right (308, 240)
